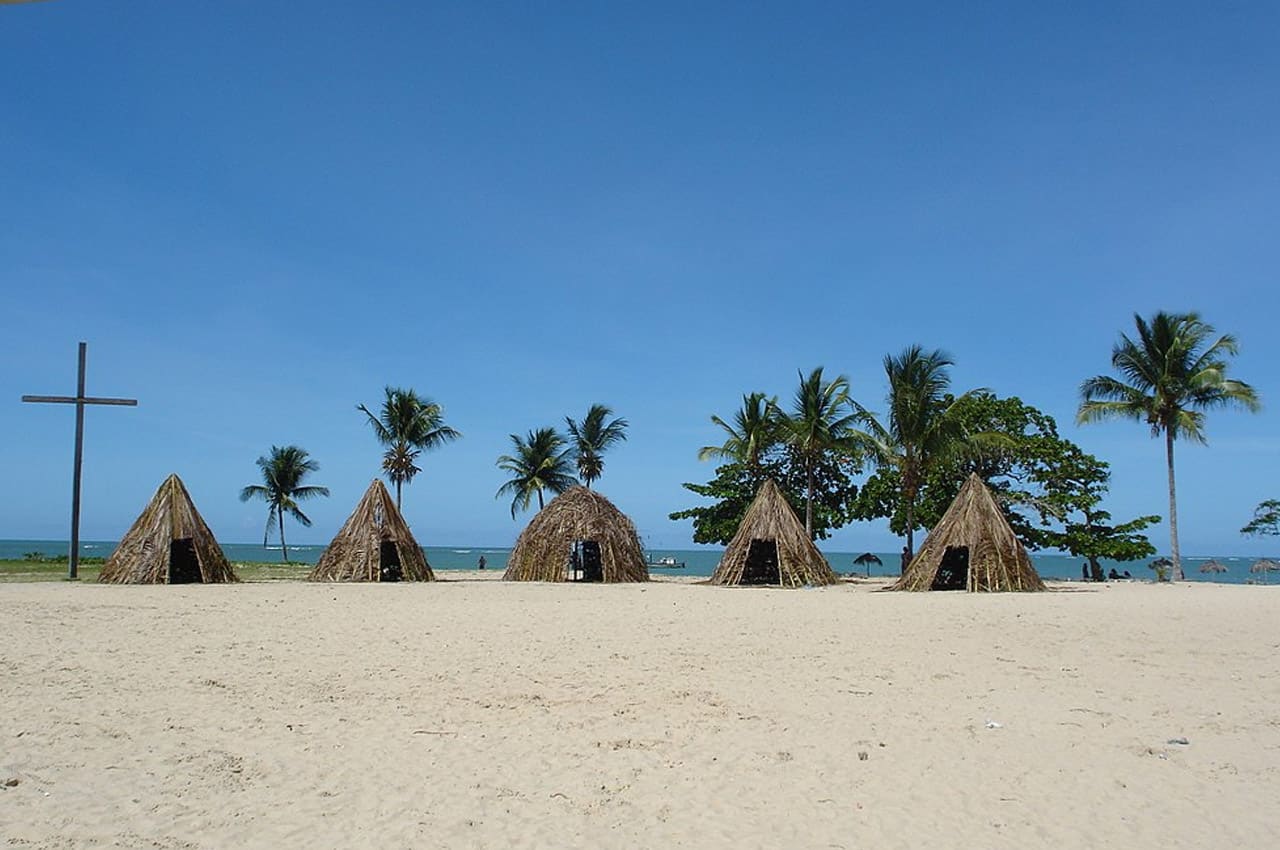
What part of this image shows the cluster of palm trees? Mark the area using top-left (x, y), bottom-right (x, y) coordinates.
top-left (700, 351), bottom-right (976, 548)
top-left (697, 311), bottom-right (1259, 581)
top-left (234, 312), bottom-right (1258, 580)
top-left (495, 404), bottom-right (629, 517)
top-left (240, 387), bottom-right (460, 561)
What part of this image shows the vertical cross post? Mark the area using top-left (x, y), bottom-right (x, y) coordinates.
top-left (22, 342), bottom-right (138, 580)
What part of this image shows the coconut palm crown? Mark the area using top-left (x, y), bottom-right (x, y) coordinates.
top-left (1077, 311), bottom-right (1259, 581)
top-left (565, 404), bottom-right (628, 488)
top-left (495, 427), bottom-right (579, 518)
top-left (358, 386), bottom-right (460, 509)
top-left (239, 445), bottom-right (330, 562)
top-left (698, 392), bottom-right (782, 470)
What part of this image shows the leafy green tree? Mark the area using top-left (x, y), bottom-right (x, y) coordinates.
top-left (783, 367), bottom-right (863, 538)
top-left (565, 404), bottom-right (628, 488)
top-left (1241, 500), bottom-right (1280, 539)
top-left (495, 428), bottom-right (578, 517)
top-left (670, 446), bottom-right (860, 544)
top-left (358, 387), bottom-right (461, 510)
top-left (1078, 312), bottom-right (1260, 580)
top-left (854, 393), bottom-right (1158, 568)
top-left (697, 392), bottom-right (782, 470)
top-left (854, 346), bottom-right (985, 563)
top-left (239, 445), bottom-right (330, 562)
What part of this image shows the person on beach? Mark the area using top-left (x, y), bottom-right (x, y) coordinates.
top-left (477, 555), bottom-right (487, 570)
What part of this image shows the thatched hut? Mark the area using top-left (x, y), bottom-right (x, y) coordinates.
top-left (99, 474), bottom-right (237, 584)
top-left (710, 479), bottom-right (838, 587)
top-left (1199, 560), bottom-right (1229, 574)
top-left (503, 486), bottom-right (648, 582)
top-left (892, 473), bottom-right (1044, 592)
top-left (309, 479), bottom-right (432, 582)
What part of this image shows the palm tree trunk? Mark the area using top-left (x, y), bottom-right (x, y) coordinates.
top-left (805, 464), bottom-right (815, 539)
top-left (1166, 429), bottom-right (1182, 581)
top-left (279, 509), bottom-right (289, 564)
top-left (537, 489), bottom-right (545, 511)
top-left (904, 500), bottom-right (915, 573)
top-left (396, 479), bottom-right (402, 511)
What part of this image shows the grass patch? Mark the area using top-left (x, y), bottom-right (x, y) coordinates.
top-left (0, 559), bottom-right (316, 583)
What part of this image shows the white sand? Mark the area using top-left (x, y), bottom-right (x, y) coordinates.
top-left (2, 575), bottom-right (1277, 849)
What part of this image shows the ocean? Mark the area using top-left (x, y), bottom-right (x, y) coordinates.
top-left (1, 539), bottom-right (1272, 584)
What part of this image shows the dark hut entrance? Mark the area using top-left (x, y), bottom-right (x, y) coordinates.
top-left (931, 546), bottom-right (969, 591)
top-left (570, 540), bottom-right (603, 582)
top-left (742, 539), bottom-right (781, 585)
top-left (379, 540), bottom-right (403, 582)
top-left (168, 538), bottom-right (202, 584)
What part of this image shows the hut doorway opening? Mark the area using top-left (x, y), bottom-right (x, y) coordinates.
top-left (379, 541), bottom-right (403, 582)
top-left (742, 539), bottom-right (781, 585)
top-left (168, 538), bottom-right (202, 584)
top-left (931, 546), bottom-right (969, 591)
top-left (570, 540), bottom-right (603, 582)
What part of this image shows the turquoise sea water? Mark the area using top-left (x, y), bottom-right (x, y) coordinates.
top-left (2, 539), bottom-right (1273, 584)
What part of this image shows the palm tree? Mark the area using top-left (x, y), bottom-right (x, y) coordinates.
top-left (856, 346), bottom-right (983, 566)
top-left (697, 392), bottom-right (782, 470)
top-left (495, 428), bottom-right (578, 518)
top-left (239, 445), bottom-right (330, 562)
top-left (1078, 311), bottom-right (1260, 581)
top-left (358, 386), bottom-right (461, 510)
top-left (782, 367), bottom-right (863, 538)
top-left (565, 404), bottom-right (629, 488)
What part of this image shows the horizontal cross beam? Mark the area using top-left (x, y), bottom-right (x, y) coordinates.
top-left (22, 395), bottom-right (138, 406)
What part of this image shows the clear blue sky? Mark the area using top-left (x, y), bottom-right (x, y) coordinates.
top-left (2, 1), bottom-right (1277, 555)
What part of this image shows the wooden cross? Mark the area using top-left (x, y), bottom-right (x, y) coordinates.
top-left (22, 342), bottom-right (137, 580)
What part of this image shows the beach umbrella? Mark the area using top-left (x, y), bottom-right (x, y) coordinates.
top-left (1199, 560), bottom-right (1229, 574)
top-left (1249, 559), bottom-right (1279, 583)
top-left (853, 552), bottom-right (882, 575)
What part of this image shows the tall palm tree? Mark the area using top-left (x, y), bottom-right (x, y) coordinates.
top-left (697, 392), bottom-right (782, 470)
top-left (358, 386), bottom-right (461, 510)
top-left (1078, 311), bottom-right (1259, 581)
top-left (239, 445), bottom-right (330, 563)
top-left (565, 404), bottom-right (628, 488)
top-left (782, 367), bottom-right (862, 538)
top-left (495, 428), bottom-right (578, 518)
top-left (856, 346), bottom-right (984, 566)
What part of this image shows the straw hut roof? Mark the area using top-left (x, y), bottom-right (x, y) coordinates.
top-left (1249, 559), bottom-right (1279, 574)
top-left (309, 479), bottom-right (432, 582)
top-left (710, 479), bottom-right (838, 587)
top-left (99, 474), bottom-right (237, 584)
top-left (1198, 560), bottom-right (1229, 574)
top-left (891, 473), bottom-right (1044, 592)
top-left (503, 486), bottom-right (648, 582)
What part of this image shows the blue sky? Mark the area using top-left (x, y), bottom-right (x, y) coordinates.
top-left (2, 1), bottom-right (1277, 554)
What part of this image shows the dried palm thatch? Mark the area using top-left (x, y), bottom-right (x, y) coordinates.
top-left (1199, 560), bottom-right (1229, 574)
top-left (891, 473), bottom-right (1044, 592)
top-left (309, 479), bottom-right (432, 582)
top-left (1249, 559), bottom-right (1279, 574)
top-left (503, 486), bottom-right (647, 582)
top-left (710, 479), bottom-right (838, 587)
top-left (99, 474), bottom-right (237, 584)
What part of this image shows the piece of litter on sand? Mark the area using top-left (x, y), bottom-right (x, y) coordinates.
top-left (3, 777), bottom-right (19, 788)
top-left (857, 751), bottom-right (869, 761)
top-left (985, 720), bottom-right (1003, 729)
top-left (1167, 737), bottom-right (1190, 745)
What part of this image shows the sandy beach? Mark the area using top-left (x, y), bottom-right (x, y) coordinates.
top-left (2, 575), bottom-right (1277, 849)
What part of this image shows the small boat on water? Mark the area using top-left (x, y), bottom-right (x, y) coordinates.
top-left (647, 556), bottom-right (686, 569)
